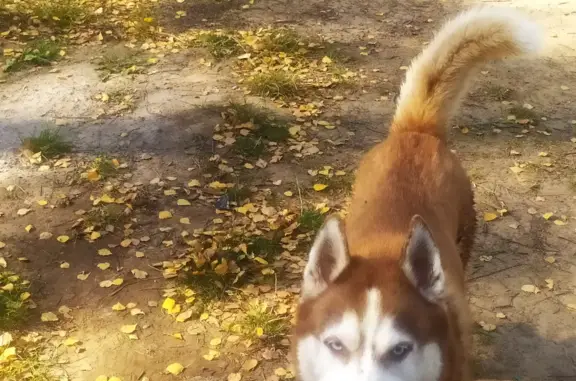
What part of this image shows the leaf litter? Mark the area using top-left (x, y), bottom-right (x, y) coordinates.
top-left (0, 2), bottom-right (575, 381)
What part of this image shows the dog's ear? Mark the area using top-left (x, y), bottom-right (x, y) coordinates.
top-left (301, 216), bottom-right (350, 300)
top-left (401, 215), bottom-right (445, 303)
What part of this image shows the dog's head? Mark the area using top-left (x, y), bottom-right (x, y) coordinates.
top-left (293, 215), bottom-right (456, 381)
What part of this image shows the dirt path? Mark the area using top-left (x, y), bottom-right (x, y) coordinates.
top-left (0, 0), bottom-right (575, 380)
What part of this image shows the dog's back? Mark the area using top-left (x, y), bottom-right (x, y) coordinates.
top-left (294, 7), bottom-right (542, 381)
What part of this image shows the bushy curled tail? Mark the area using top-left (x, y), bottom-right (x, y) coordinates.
top-left (391, 7), bottom-right (542, 139)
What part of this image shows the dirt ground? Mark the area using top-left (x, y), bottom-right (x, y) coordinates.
top-left (1, 0), bottom-right (576, 380)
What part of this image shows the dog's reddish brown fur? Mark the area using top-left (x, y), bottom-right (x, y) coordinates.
top-left (293, 8), bottom-right (541, 381)
top-left (295, 129), bottom-right (476, 380)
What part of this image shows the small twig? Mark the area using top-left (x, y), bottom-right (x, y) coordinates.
top-left (147, 264), bottom-right (163, 273)
top-left (488, 232), bottom-right (559, 252)
top-left (106, 277), bottom-right (162, 297)
top-left (295, 177), bottom-right (303, 214)
top-left (469, 263), bottom-right (523, 281)
top-left (558, 236), bottom-right (576, 245)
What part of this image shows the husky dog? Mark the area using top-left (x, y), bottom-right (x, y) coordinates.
top-left (293, 7), bottom-right (541, 381)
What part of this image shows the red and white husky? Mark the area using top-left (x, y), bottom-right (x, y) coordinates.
top-left (293, 7), bottom-right (541, 381)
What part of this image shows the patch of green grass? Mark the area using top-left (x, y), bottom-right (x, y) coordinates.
top-left (21, 128), bottom-right (72, 159)
top-left (91, 156), bottom-right (118, 179)
top-left (104, 89), bottom-right (137, 114)
top-left (125, 3), bottom-right (160, 38)
top-left (509, 105), bottom-right (539, 121)
top-left (248, 71), bottom-right (300, 98)
top-left (483, 84), bottom-right (515, 101)
top-left (234, 135), bottom-right (266, 158)
top-left (326, 172), bottom-right (355, 193)
top-left (298, 209), bottom-right (324, 232)
top-left (0, 341), bottom-right (55, 381)
top-left (198, 32), bottom-right (240, 59)
top-left (258, 124), bottom-right (290, 142)
top-left (225, 102), bottom-right (271, 126)
top-left (261, 28), bottom-right (304, 53)
top-left (239, 301), bottom-right (290, 342)
top-left (26, 0), bottom-right (89, 28)
top-left (248, 236), bottom-right (282, 258)
top-left (183, 271), bottom-right (229, 301)
top-left (474, 328), bottom-right (497, 346)
top-left (0, 272), bottom-right (29, 330)
top-left (85, 204), bottom-right (125, 227)
top-left (4, 39), bottom-right (63, 72)
top-left (320, 43), bottom-right (354, 64)
top-left (225, 102), bottom-right (290, 142)
top-left (96, 50), bottom-right (145, 80)
top-left (183, 233), bottom-right (282, 300)
top-left (226, 185), bottom-right (253, 204)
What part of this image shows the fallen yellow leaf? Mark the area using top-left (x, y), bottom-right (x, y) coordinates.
top-left (64, 337), bottom-right (79, 346)
top-left (39, 232), bottom-right (52, 240)
top-left (100, 194), bottom-right (115, 203)
top-left (209, 181), bottom-right (228, 189)
top-left (521, 284), bottom-right (540, 294)
top-left (166, 363), bottom-right (185, 375)
top-left (98, 248), bottom-right (112, 256)
top-left (120, 324), bottom-right (137, 334)
top-left (162, 297), bottom-right (176, 312)
top-left (97, 262), bottom-right (110, 270)
top-left (177, 199), bottom-right (191, 206)
top-left (254, 257), bottom-right (268, 265)
top-left (176, 310), bottom-right (193, 323)
top-left (131, 269), bottom-right (148, 279)
top-left (274, 368), bottom-right (288, 377)
top-left (242, 358), bottom-right (258, 372)
top-left (203, 350), bottom-right (220, 361)
top-left (17, 208), bottom-right (31, 216)
top-left (41, 312), bottom-right (59, 322)
top-left (313, 184), bottom-right (328, 191)
top-left (57, 235), bottom-right (70, 243)
top-left (159, 211), bottom-right (173, 219)
top-left (210, 337), bottom-right (222, 346)
top-left (112, 302), bottom-right (126, 311)
top-left (228, 373), bottom-right (242, 381)
top-left (543, 212), bottom-right (554, 220)
top-left (483, 212), bottom-right (498, 222)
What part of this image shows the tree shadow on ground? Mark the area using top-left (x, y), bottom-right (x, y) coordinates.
top-left (474, 322), bottom-right (576, 381)
top-left (157, 0), bottom-right (456, 33)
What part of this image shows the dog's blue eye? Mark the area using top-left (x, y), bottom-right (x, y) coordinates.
top-left (324, 337), bottom-right (345, 352)
top-left (389, 342), bottom-right (413, 361)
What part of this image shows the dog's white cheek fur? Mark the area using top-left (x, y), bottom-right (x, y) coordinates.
top-left (297, 337), bottom-right (442, 381)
